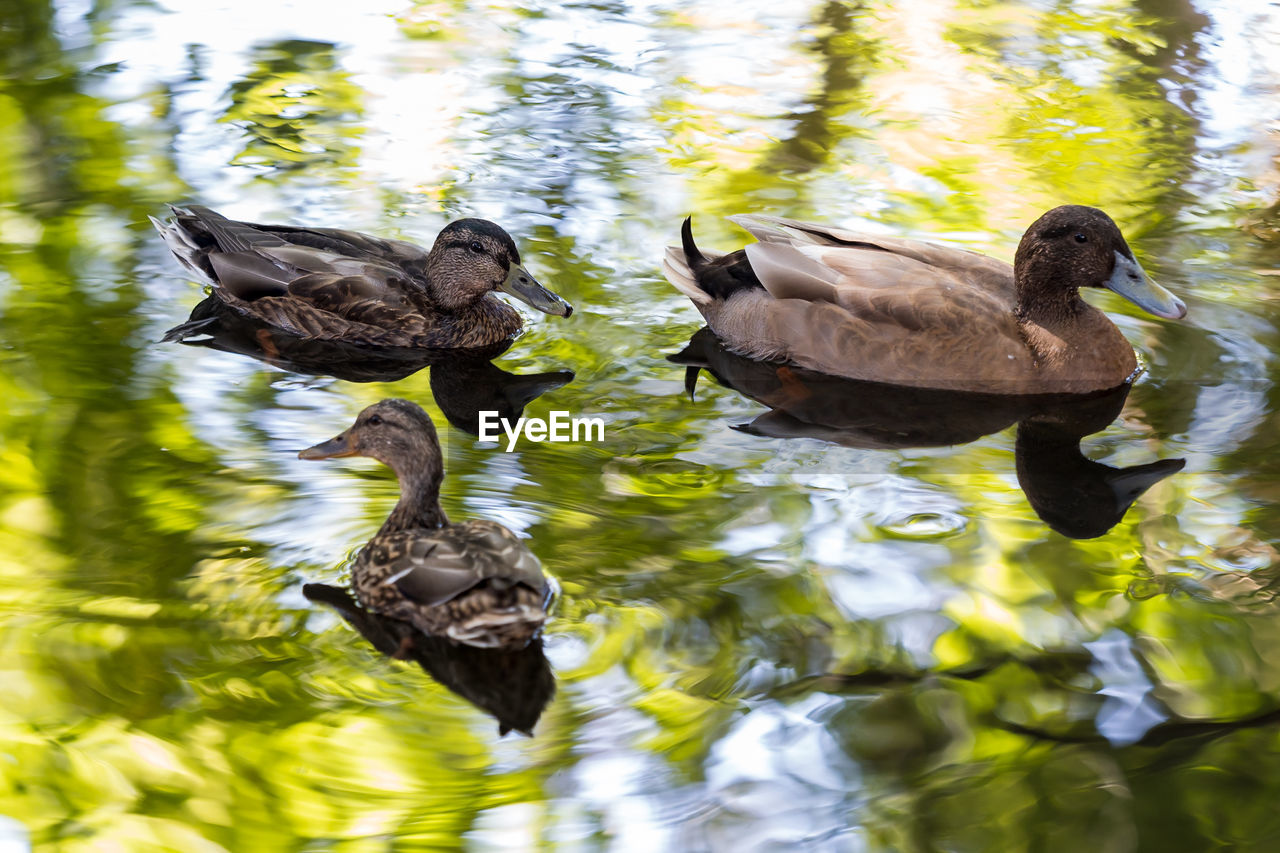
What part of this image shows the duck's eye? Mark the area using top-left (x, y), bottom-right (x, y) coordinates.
top-left (1074, 233), bottom-right (1088, 244)
top-left (468, 240), bottom-right (485, 254)
top-left (367, 414), bottom-right (384, 426)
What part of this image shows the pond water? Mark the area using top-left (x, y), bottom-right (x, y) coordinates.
top-left (2, 0), bottom-right (1280, 849)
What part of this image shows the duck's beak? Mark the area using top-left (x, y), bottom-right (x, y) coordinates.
top-left (1105, 252), bottom-right (1186, 319)
top-left (500, 263), bottom-right (573, 317)
top-left (299, 432), bottom-right (357, 460)
top-left (1106, 457), bottom-right (1186, 514)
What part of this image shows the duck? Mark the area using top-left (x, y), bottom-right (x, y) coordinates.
top-left (299, 398), bottom-right (550, 649)
top-left (663, 205), bottom-right (1186, 395)
top-left (154, 205), bottom-right (572, 351)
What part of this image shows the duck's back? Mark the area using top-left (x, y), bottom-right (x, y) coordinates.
top-left (354, 520), bottom-right (548, 648)
top-left (159, 205), bottom-right (427, 292)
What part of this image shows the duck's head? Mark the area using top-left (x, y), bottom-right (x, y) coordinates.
top-left (298, 398), bottom-right (443, 485)
top-left (1014, 205), bottom-right (1186, 320)
top-left (426, 219), bottom-right (572, 317)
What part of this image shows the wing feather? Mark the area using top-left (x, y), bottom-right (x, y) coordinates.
top-left (743, 242), bottom-right (842, 303)
top-left (361, 522), bottom-right (545, 609)
top-left (731, 213), bottom-right (1014, 298)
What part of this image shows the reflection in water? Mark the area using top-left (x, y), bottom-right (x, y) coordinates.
top-left (222, 39), bottom-right (366, 175)
top-left (303, 583), bottom-right (555, 736)
top-left (161, 292), bottom-right (455, 381)
top-left (672, 327), bottom-right (1184, 538)
top-left (1016, 408), bottom-right (1185, 540)
top-left (430, 358), bottom-right (574, 435)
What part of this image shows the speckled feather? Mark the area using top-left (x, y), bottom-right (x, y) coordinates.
top-left (353, 520), bottom-right (548, 648)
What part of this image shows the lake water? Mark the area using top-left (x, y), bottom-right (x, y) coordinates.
top-left (2, 0), bottom-right (1280, 849)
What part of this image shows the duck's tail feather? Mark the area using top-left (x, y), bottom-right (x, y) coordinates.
top-left (151, 210), bottom-right (217, 282)
top-left (179, 205), bottom-right (288, 253)
top-left (662, 246), bottom-right (711, 307)
top-left (161, 315), bottom-right (218, 343)
top-left (153, 205), bottom-right (292, 289)
top-left (680, 216), bottom-right (705, 267)
top-left (665, 216), bottom-right (769, 304)
top-left (663, 217), bottom-right (719, 307)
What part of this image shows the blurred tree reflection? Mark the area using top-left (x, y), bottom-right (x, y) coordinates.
top-left (0, 0), bottom-right (1278, 849)
top-left (222, 39), bottom-right (365, 177)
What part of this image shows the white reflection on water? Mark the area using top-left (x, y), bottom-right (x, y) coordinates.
top-left (1199, 0), bottom-right (1280, 147)
top-left (1086, 630), bottom-right (1166, 746)
top-left (0, 817), bottom-right (30, 853)
top-left (698, 693), bottom-right (864, 851)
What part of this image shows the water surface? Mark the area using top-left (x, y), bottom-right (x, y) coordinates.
top-left (2, 0), bottom-right (1280, 849)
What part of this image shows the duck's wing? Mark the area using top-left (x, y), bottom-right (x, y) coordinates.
top-left (729, 214), bottom-right (1016, 303)
top-left (241, 220), bottom-right (431, 268)
top-left (158, 205), bottom-right (427, 302)
top-left (726, 214), bottom-right (1019, 337)
top-left (363, 522), bottom-right (546, 609)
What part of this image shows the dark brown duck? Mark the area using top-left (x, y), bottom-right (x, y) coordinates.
top-left (299, 399), bottom-right (550, 650)
top-left (154, 206), bottom-right (572, 351)
top-left (663, 205), bottom-right (1186, 395)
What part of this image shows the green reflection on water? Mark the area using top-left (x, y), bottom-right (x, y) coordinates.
top-left (223, 40), bottom-right (366, 175)
top-left (1, 0), bottom-right (1280, 849)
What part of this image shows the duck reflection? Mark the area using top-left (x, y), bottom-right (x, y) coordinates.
top-left (672, 327), bottom-right (1184, 539)
top-left (161, 292), bottom-right (574, 426)
top-left (162, 293), bottom-right (509, 382)
top-left (1012, 398), bottom-right (1185, 539)
top-left (303, 583), bottom-right (555, 736)
top-left (430, 358), bottom-right (574, 436)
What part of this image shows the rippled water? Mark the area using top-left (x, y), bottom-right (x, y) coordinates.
top-left (3, 0), bottom-right (1280, 849)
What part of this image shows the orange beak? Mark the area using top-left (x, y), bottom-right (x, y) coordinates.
top-left (299, 432), bottom-right (358, 460)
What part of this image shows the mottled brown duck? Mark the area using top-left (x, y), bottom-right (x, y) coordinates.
top-left (663, 206), bottom-right (1186, 395)
top-left (300, 399), bottom-right (550, 649)
top-left (155, 205), bottom-right (572, 351)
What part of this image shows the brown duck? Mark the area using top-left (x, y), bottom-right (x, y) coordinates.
top-left (155, 205), bottom-right (572, 351)
top-left (299, 399), bottom-right (550, 649)
top-left (663, 206), bottom-right (1186, 395)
